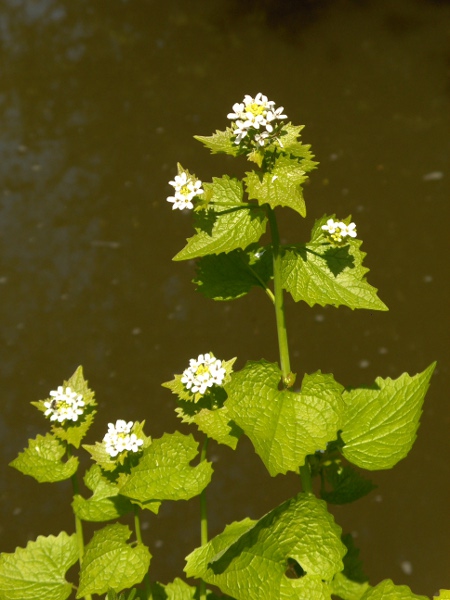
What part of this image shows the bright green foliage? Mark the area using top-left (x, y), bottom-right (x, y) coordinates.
top-left (321, 463), bottom-right (377, 504)
top-left (244, 155), bottom-right (308, 217)
top-left (225, 361), bottom-right (344, 476)
top-left (192, 405), bottom-right (242, 449)
top-left (341, 363), bottom-right (436, 470)
top-left (77, 524), bottom-right (151, 597)
top-left (0, 532), bottom-right (78, 600)
top-left (151, 578), bottom-right (197, 599)
top-left (331, 573), bottom-right (370, 600)
top-left (186, 493), bottom-right (346, 600)
top-left (194, 129), bottom-right (239, 157)
top-left (281, 215), bottom-right (388, 311)
top-left (434, 592), bottom-right (450, 599)
top-left (359, 579), bottom-right (428, 600)
top-left (173, 176), bottom-right (267, 261)
top-left (83, 420), bottom-right (150, 472)
top-left (72, 464), bottom-right (134, 522)
top-left (32, 366), bottom-right (97, 449)
top-left (10, 433), bottom-right (78, 483)
top-left (119, 432), bottom-right (213, 506)
top-left (193, 245), bottom-right (273, 301)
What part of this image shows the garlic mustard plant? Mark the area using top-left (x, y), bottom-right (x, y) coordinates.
top-left (167, 169), bottom-right (204, 210)
top-left (181, 353), bottom-right (227, 397)
top-left (103, 420), bottom-right (144, 458)
top-left (2, 95), bottom-right (443, 600)
top-left (322, 217), bottom-right (357, 244)
top-left (44, 385), bottom-right (85, 422)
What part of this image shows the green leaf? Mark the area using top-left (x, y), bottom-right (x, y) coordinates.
top-left (151, 578), bottom-right (197, 600)
top-left (244, 155), bottom-right (308, 217)
top-left (193, 245), bottom-right (273, 301)
top-left (225, 361), bottom-right (344, 476)
top-left (321, 463), bottom-right (377, 504)
top-left (341, 363), bottom-right (436, 470)
top-left (330, 573), bottom-right (370, 600)
top-left (360, 579), bottom-right (428, 600)
top-left (119, 432), bottom-right (213, 505)
top-left (281, 215), bottom-right (388, 311)
top-left (0, 532), bottom-right (78, 600)
top-left (341, 533), bottom-right (369, 584)
top-left (279, 124), bottom-right (318, 172)
top-left (174, 176), bottom-right (267, 261)
top-left (194, 129), bottom-right (239, 156)
top-left (193, 405), bottom-right (242, 450)
top-left (72, 464), bottom-right (134, 522)
top-left (185, 493), bottom-right (346, 600)
top-left (9, 433), bottom-right (78, 483)
top-left (77, 524), bottom-right (151, 597)
top-left (31, 366), bottom-right (97, 448)
top-left (434, 591), bottom-right (450, 599)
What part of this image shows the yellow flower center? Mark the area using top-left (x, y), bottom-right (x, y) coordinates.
top-left (248, 103), bottom-right (266, 117)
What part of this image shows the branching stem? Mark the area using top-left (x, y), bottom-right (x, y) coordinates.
top-left (199, 436), bottom-right (209, 600)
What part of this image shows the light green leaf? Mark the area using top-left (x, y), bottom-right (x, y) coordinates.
top-left (31, 366), bottom-right (97, 449)
top-left (281, 215), bottom-right (388, 311)
top-left (225, 361), bottom-right (344, 476)
top-left (194, 129), bottom-right (239, 156)
top-left (151, 578), bottom-right (197, 600)
top-left (244, 155), bottom-right (308, 217)
top-left (360, 579), bottom-right (428, 600)
top-left (9, 433), bottom-right (78, 483)
top-left (193, 245), bottom-right (273, 301)
top-left (331, 573), bottom-right (370, 600)
top-left (72, 464), bottom-right (134, 522)
top-left (434, 591), bottom-right (450, 599)
top-left (185, 493), bottom-right (345, 600)
top-left (279, 123), bottom-right (318, 172)
top-left (193, 405), bottom-right (242, 449)
top-left (342, 363), bottom-right (436, 470)
top-left (174, 176), bottom-right (267, 261)
top-left (120, 432), bottom-right (212, 505)
top-left (0, 532), bottom-right (78, 600)
top-left (77, 524), bottom-right (151, 597)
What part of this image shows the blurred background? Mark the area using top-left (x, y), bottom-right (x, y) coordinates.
top-left (0, 0), bottom-right (449, 596)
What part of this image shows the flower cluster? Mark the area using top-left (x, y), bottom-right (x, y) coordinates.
top-left (103, 420), bottom-right (144, 458)
top-left (167, 171), bottom-right (204, 211)
top-left (227, 93), bottom-right (287, 147)
top-left (181, 353), bottom-right (226, 397)
top-left (44, 386), bottom-right (85, 423)
top-left (321, 218), bottom-right (357, 244)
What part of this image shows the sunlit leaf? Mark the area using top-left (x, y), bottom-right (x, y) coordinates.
top-left (281, 215), bottom-right (388, 311)
top-left (72, 464), bottom-right (134, 522)
top-left (194, 129), bottom-right (239, 156)
top-left (341, 363), bottom-right (436, 470)
top-left (77, 524), bottom-right (150, 597)
top-left (185, 493), bottom-right (345, 600)
top-left (0, 532), bottom-right (78, 600)
top-left (120, 432), bottom-right (212, 505)
top-left (174, 176), bottom-right (267, 261)
top-left (10, 433), bottom-right (78, 483)
top-left (360, 579), bottom-right (428, 600)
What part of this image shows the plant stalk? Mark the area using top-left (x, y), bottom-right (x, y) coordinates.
top-left (67, 445), bottom-right (92, 600)
top-left (134, 505), bottom-right (153, 599)
top-left (299, 460), bottom-right (313, 494)
top-left (267, 207), bottom-right (293, 387)
top-left (199, 436), bottom-right (209, 600)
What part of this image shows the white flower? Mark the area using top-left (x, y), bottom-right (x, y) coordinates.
top-left (322, 218), bottom-right (357, 244)
top-left (103, 419), bottom-right (144, 458)
top-left (167, 171), bottom-right (204, 211)
top-left (227, 93), bottom-right (287, 146)
top-left (44, 386), bottom-right (85, 423)
top-left (181, 352), bottom-right (227, 397)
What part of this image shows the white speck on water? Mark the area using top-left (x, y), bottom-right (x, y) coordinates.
top-left (422, 171), bottom-right (443, 181)
top-left (378, 347), bottom-right (388, 355)
top-left (358, 359), bottom-right (370, 369)
top-left (374, 494), bottom-right (383, 502)
top-left (154, 539), bottom-right (164, 548)
top-left (423, 274), bottom-right (433, 283)
top-left (400, 560), bottom-right (413, 575)
top-left (131, 328), bottom-right (142, 335)
top-left (314, 314), bottom-right (325, 322)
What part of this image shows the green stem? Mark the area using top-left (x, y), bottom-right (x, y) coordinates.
top-left (299, 460), bottom-right (313, 494)
top-left (267, 207), bottom-right (293, 387)
top-left (134, 505), bottom-right (153, 599)
top-left (199, 436), bottom-right (209, 600)
top-left (67, 445), bottom-right (92, 600)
